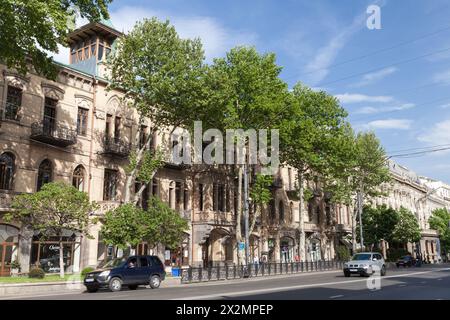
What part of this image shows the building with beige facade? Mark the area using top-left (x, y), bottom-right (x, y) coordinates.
top-left (372, 161), bottom-right (449, 263)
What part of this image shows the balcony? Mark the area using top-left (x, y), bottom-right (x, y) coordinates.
top-left (102, 136), bottom-right (131, 158)
top-left (336, 223), bottom-right (352, 233)
top-left (30, 120), bottom-right (77, 147)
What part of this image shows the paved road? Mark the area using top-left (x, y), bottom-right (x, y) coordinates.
top-left (2, 265), bottom-right (450, 300)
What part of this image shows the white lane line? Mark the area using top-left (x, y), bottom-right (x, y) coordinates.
top-left (329, 295), bottom-right (344, 299)
top-left (398, 284), bottom-right (407, 287)
top-left (177, 268), bottom-right (450, 300)
top-left (437, 279), bottom-right (443, 281)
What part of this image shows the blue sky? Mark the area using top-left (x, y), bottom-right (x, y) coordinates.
top-left (57, 0), bottom-right (450, 183)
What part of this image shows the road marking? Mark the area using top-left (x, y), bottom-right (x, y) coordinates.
top-left (398, 284), bottom-right (407, 287)
top-left (437, 278), bottom-right (443, 281)
top-left (177, 268), bottom-right (450, 300)
top-left (421, 281), bottom-right (427, 284)
top-left (329, 295), bottom-right (344, 299)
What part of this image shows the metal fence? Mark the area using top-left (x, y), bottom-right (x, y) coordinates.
top-left (180, 260), bottom-right (345, 284)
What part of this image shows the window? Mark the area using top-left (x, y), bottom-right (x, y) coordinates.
top-left (98, 44), bottom-right (104, 60)
top-left (218, 184), bottom-right (225, 212)
top-left (103, 169), bottom-right (118, 201)
top-left (5, 86), bottom-right (22, 121)
top-left (37, 159), bottom-right (52, 191)
top-left (139, 257), bottom-right (149, 267)
top-left (175, 182), bottom-right (182, 210)
top-left (139, 125), bottom-right (148, 149)
top-left (151, 179), bottom-right (158, 197)
top-left (105, 114), bottom-right (113, 137)
top-left (0, 153), bottom-right (15, 190)
top-left (269, 199), bottom-right (276, 222)
top-left (183, 186), bottom-right (189, 211)
top-left (198, 183), bottom-right (204, 211)
top-left (114, 116), bottom-right (121, 140)
top-left (72, 165), bottom-right (85, 192)
top-left (43, 97), bottom-right (57, 134)
top-left (77, 108), bottom-right (88, 136)
top-left (279, 201), bottom-right (285, 223)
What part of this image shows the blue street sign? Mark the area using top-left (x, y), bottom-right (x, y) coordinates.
top-left (239, 242), bottom-right (245, 250)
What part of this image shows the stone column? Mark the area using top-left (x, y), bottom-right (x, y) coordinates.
top-left (18, 226), bottom-right (33, 273)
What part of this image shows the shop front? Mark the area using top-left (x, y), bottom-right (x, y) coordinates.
top-left (30, 230), bottom-right (81, 273)
top-left (280, 236), bottom-right (295, 263)
top-left (0, 224), bottom-right (19, 276)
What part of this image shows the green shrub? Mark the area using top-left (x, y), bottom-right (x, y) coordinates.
top-left (28, 267), bottom-right (45, 279)
top-left (336, 246), bottom-right (351, 261)
top-left (387, 248), bottom-right (411, 262)
top-left (81, 267), bottom-right (95, 277)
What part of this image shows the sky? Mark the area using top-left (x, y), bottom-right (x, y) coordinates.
top-left (55, 0), bottom-right (450, 183)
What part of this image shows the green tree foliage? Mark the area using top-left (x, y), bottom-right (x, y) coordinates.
top-left (361, 205), bottom-right (399, 246)
top-left (279, 83), bottom-right (352, 259)
top-left (249, 174), bottom-right (273, 234)
top-left (101, 198), bottom-right (188, 251)
top-left (392, 207), bottom-right (421, 244)
top-left (107, 18), bottom-right (206, 203)
top-left (0, 0), bottom-right (111, 78)
top-left (429, 208), bottom-right (450, 253)
top-left (5, 182), bottom-right (97, 278)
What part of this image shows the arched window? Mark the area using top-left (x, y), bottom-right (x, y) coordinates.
top-left (269, 199), bottom-right (276, 223)
top-left (72, 165), bottom-right (85, 191)
top-left (0, 153), bottom-right (15, 190)
top-left (37, 159), bottom-right (52, 191)
top-left (279, 201), bottom-right (285, 224)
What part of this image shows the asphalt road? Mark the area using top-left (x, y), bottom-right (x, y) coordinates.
top-left (3, 265), bottom-right (450, 300)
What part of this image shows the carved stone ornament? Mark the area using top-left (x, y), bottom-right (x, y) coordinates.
top-left (4, 73), bottom-right (29, 90)
top-left (75, 95), bottom-right (93, 110)
top-left (41, 83), bottom-right (65, 100)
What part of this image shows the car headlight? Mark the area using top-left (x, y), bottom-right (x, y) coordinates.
top-left (99, 270), bottom-right (110, 278)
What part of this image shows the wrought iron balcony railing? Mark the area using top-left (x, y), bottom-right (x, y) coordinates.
top-left (102, 136), bottom-right (131, 157)
top-left (30, 120), bottom-right (77, 147)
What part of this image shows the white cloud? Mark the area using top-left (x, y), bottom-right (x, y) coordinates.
top-left (352, 67), bottom-right (397, 87)
top-left (354, 103), bottom-right (415, 115)
top-left (51, 6), bottom-right (258, 64)
top-left (334, 93), bottom-right (394, 104)
top-left (439, 103), bottom-right (450, 109)
top-left (433, 69), bottom-right (450, 85)
top-left (361, 119), bottom-right (413, 130)
top-left (418, 119), bottom-right (450, 144)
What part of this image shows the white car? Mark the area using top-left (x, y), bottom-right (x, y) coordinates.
top-left (343, 252), bottom-right (386, 277)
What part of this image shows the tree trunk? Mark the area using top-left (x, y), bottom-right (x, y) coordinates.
top-left (59, 238), bottom-right (64, 279)
top-left (352, 205), bottom-right (357, 253)
top-left (236, 166), bottom-right (244, 265)
top-left (298, 171), bottom-right (306, 262)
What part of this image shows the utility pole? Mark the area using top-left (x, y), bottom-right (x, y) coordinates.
top-left (358, 184), bottom-right (364, 251)
top-left (243, 163), bottom-right (250, 267)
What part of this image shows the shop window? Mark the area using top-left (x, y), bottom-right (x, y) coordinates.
top-left (5, 86), bottom-right (22, 121)
top-left (183, 186), bottom-right (189, 211)
top-left (30, 231), bottom-right (79, 273)
top-left (37, 159), bottom-right (52, 191)
top-left (72, 165), bottom-right (85, 192)
top-left (0, 152), bottom-right (15, 190)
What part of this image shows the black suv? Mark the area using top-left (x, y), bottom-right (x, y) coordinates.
top-left (84, 255), bottom-right (166, 292)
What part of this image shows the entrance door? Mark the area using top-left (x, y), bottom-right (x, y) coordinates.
top-left (43, 97), bottom-right (57, 135)
top-left (0, 243), bottom-right (17, 277)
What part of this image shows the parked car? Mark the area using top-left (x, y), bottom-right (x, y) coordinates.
top-left (396, 255), bottom-right (416, 268)
top-left (83, 255), bottom-right (166, 293)
top-left (343, 252), bottom-right (386, 277)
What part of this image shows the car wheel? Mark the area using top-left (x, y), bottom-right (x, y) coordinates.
top-left (128, 285), bottom-right (138, 290)
top-left (149, 275), bottom-right (161, 289)
top-left (86, 286), bottom-right (98, 293)
top-left (381, 265), bottom-right (386, 276)
top-left (109, 277), bottom-right (123, 292)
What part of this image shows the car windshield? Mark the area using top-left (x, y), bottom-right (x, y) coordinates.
top-left (352, 254), bottom-right (372, 261)
top-left (98, 258), bottom-right (126, 268)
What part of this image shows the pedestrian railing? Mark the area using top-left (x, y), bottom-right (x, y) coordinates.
top-left (180, 260), bottom-right (345, 284)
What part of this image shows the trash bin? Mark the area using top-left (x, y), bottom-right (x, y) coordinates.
top-left (172, 267), bottom-right (181, 277)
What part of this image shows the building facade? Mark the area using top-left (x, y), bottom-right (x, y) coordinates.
top-left (372, 161), bottom-right (448, 263)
